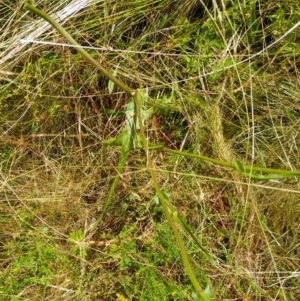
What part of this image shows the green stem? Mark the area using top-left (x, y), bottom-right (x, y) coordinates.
top-left (234, 160), bottom-right (299, 180)
top-left (133, 92), bottom-right (202, 294)
top-left (163, 147), bottom-right (233, 168)
top-left (95, 144), bottom-right (131, 227)
top-left (162, 147), bottom-right (300, 178)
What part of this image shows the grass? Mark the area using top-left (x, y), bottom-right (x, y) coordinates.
top-left (1, 0), bottom-right (300, 300)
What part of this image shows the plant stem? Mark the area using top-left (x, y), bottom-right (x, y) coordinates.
top-left (162, 147), bottom-right (300, 177)
top-left (133, 91), bottom-right (202, 294)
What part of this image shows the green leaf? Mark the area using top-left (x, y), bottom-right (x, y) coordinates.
top-left (208, 57), bottom-right (235, 82)
top-left (119, 255), bottom-right (131, 268)
top-left (135, 89), bottom-right (154, 129)
top-left (158, 13), bottom-right (169, 29)
top-left (153, 194), bottom-right (160, 205)
top-left (69, 228), bottom-right (84, 242)
top-left (192, 285), bottom-right (211, 301)
top-left (108, 67), bottom-right (118, 94)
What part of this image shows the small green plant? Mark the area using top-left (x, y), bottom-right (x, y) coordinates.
top-left (68, 228), bottom-right (87, 259)
top-left (1, 237), bottom-right (56, 296)
top-left (1, 147), bottom-right (13, 173)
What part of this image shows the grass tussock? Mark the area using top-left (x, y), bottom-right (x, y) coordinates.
top-left (1, 0), bottom-right (300, 300)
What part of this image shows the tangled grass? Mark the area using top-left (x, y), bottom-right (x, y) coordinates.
top-left (1, 0), bottom-right (300, 300)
